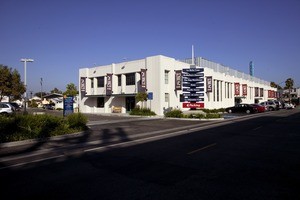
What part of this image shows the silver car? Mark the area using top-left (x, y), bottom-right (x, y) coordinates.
top-left (0, 102), bottom-right (15, 115)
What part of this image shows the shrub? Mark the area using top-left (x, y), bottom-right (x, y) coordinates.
top-left (67, 113), bottom-right (88, 130)
top-left (0, 113), bottom-right (88, 143)
top-left (129, 107), bottom-right (156, 116)
top-left (164, 109), bottom-right (183, 118)
top-left (205, 113), bottom-right (222, 119)
top-left (195, 113), bottom-right (205, 119)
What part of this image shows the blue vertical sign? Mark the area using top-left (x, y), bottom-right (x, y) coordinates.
top-left (249, 61), bottom-right (254, 76)
top-left (63, 96), bottom-right (74, 116)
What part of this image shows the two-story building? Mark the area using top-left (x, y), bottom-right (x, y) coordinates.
top-left (79, 55), bottom-right (276, 115)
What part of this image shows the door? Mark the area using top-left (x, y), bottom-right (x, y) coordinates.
top-left (126, 97), bottom-right (135, 112)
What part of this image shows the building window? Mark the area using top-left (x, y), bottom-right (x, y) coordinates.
top-left (97, 97), bottom-right (104, 108)
top-left (118, 75), bottom-right (121, 86)
top-left (165, 70), bottom-right (169, 84)
top-left (165, 93), bottom-right (169, 102)
top-left (91, 78), bottom-right (94, 88)
top-left (126, 73), bottom-right (135, 85)
top-left (97, 77), bottom-right (104, 87)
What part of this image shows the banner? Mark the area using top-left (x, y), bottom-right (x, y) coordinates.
top-left (140, 69), bottom-right (147, 92)
top-left (175, 70), bottom-right (182, 90)
top-left (80, 77), bottom-right (86, 92)
top-left (242, 84), bottom-right (247, 96)
top-left (206, 76), bottom-right (212, 93)
top-left (234, 82), bottom-right (240, 95)
top-left (106, 73), bottom-right (113, 96)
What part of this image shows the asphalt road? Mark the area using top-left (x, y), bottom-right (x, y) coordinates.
top-left (1, 109), bottom-right (300, 199)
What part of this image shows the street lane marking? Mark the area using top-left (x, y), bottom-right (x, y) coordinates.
top-left (252, 126), bottom-right (262, 131)
top-left (0, 155), bottom-right (64, 170)
top-left (187, 143), bottom-right (217, 155)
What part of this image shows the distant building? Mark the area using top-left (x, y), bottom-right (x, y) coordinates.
top-left (79, 55), bottom-right (276, 115)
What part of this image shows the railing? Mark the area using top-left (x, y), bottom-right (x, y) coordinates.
top-left (181, 57), bottom-right (270, 85)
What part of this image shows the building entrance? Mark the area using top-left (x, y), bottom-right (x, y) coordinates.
top-left (126, 97), bottom-right (135, 112)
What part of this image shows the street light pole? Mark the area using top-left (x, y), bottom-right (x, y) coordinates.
top-left (20, 58), bottom-right (34, 113)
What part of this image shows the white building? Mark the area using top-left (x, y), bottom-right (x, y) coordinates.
top-left (79, 55), bottom-right (276, 116)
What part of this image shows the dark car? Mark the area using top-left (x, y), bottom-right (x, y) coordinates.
top-left (225, 103), bottom-right (257, 114)
top-left (43, 104), bottom-right (54, 110)
top-left (10, 102), bottom-right (21, 111)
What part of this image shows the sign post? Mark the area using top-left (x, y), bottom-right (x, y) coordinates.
top-left (63, 96), bottom-right (74, 117)
top-left (182, 67), bottom-right (205, 109)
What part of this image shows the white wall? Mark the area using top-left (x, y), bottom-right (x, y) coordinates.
top-left (79, 55), bottom-right (276, 115)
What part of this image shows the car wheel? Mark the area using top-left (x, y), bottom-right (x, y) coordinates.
top-left (246, 110), bottom-right (251, 114)
top-left (269, 107), bottom-right (274, 111)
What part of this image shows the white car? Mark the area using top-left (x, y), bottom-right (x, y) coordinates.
top-left (0, 102), bottom-right (15, 115)
top-left (285, 103), bottom-right (294, 109)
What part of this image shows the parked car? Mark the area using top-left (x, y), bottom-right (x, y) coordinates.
top-left (9, 102), bottom-right (21, 111)
top-left (251, 104), bottom-right (265, 112)
top-left (225, 104), bottom-right (257, 114)
top-left (284, 103), bottom-right (295, 109)
top-left (0, 102), bottom-right (15, 115)
top-left (43, 104), bottom-right (54, 110)
top-left (272, 100), bottom-right (282, 109)
top-left (260, 101), bottom-right (278, 111)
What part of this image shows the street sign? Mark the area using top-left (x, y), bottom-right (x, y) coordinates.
top-left (147, 92), bottom-right (153, 100)
top-left (182, 73), bottom-right (204, 77)
top-left (184, 98), bottom-right (204, 102)
top-left (183, 102), bottom-right (204, 108)
top-left (182, 68), bottom-right (204, 73)
top-left (182, 77), bottom-right (204, 82)
top-left (183, 83), bottom-right (204, 87)
top-left (183, 88), bottom-right (204, 92)
top-left (63, 96), bottom-right (74, 116)
top-left (182, 67), bottom-right (205, 104)
top-left (182, 93), bottom-right (204, 97)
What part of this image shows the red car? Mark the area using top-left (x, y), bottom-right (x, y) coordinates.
top-left (251, 104), bottom-right (265, 112)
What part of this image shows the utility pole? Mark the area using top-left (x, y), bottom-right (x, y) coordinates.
top-left (20, 58), bottom-right (34, 113)
top-left (40, 78), bottom-right (43, 100)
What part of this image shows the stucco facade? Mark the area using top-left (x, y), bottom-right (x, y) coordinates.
top-left (79, 55), bottom-right (276, 115)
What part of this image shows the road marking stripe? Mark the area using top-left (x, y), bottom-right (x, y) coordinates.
top-left (187, 143), bottom-right (217, 155)
top-left (0, 155), bottom-right (64, 170)
top-left (252, 126), bottom-right (262, 131)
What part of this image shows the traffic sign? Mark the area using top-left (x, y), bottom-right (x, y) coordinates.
top-left (183, 102), bottom-right (204, 108)
top-left (182, 68), bottom-right (204, 73)
top-left (182, 77), bottom-right (204, 82)
top-left (183, 88), bottom-right (204, 92)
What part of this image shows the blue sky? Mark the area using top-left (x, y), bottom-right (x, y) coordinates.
top-left (1, 0), bottom-right (300, 94)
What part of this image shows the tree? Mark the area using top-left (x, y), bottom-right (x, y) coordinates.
top-left (284, 78), bottom-right (294, 103)
top-left (34, 92), bottom-right (47, 98)
top-left (50, 87), bottom-right (63, 94)
top-left (135, 92), bottom-right (148, 108)
top-left (0, 65), bottom-right (25, 101)
top-left (64, 83), bottom-right (78, 96)
top-left (270, 81), bottom-right (282, 90)
top-left (284, 78), bottom-right (294, 90)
